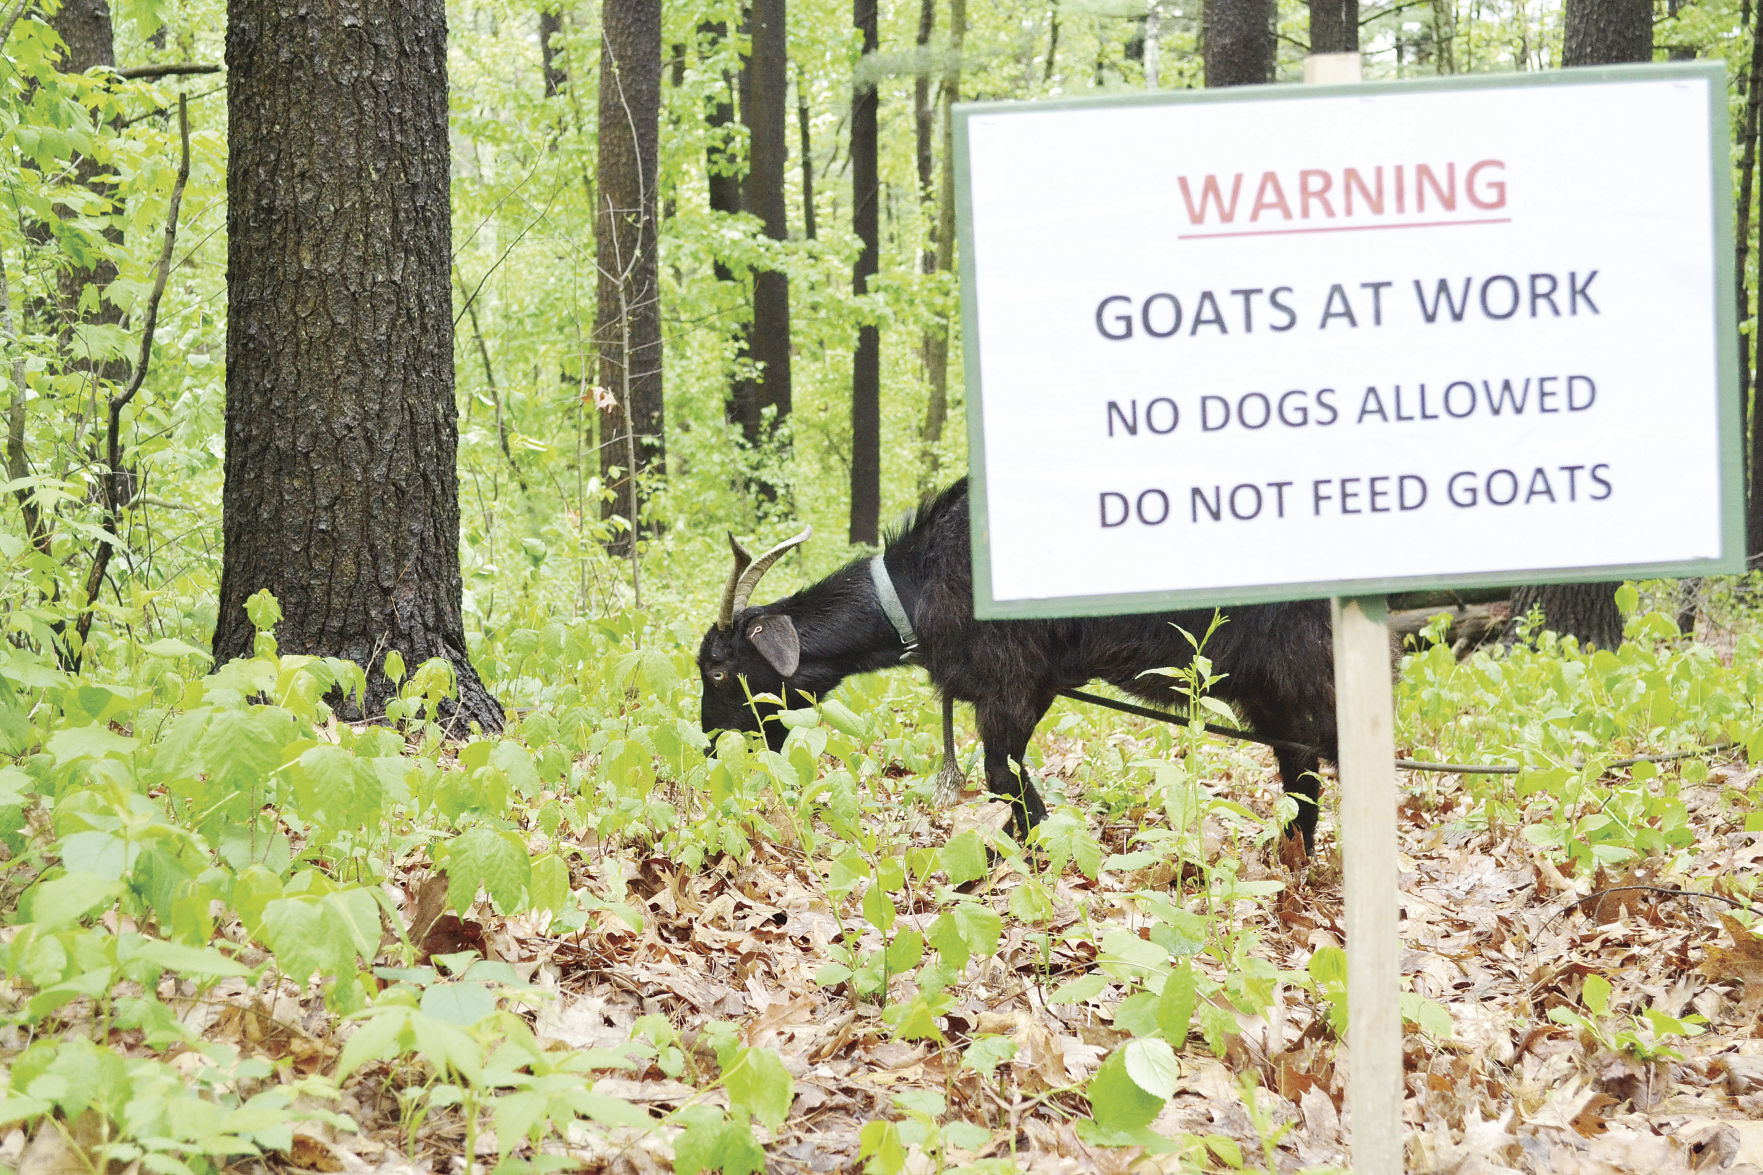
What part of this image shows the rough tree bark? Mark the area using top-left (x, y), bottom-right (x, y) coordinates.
top-left (1204, 0), bottom-right (1275, 87)
top-left (851, 0), bottom-right (880, 544)
top-left (216, 0), bottom-right (502, 730)
top-left (595, 0), bottom-right (664, 554)
top-left (734, 0), bottom-right (792, 468)
top-left (1508, 0), bottom-right (1653, 650)
top-left (1563, 0), bottom-right (1652, 66)
top-left (1308, 0), bottom-right (1358, 52)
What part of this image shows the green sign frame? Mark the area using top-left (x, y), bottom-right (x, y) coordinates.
top-left (957, 62), bottom-right (1742, 620)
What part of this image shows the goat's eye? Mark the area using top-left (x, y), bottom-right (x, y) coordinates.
top-left (711, 670), bottom-right (726, 683)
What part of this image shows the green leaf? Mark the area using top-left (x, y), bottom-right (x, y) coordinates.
top-left (927, 912), bottom-right (969, 970)
top-left (1123, 1038), bottom-right (1180, 1099)
top-left (1582, 973), bottom-right (1612, 1018)
top-left (673, 1111), bottom-right (765, 1175)
top-left (1157, 960), bottom-right (1197, 1043)
top-left (1401, 993), bottom-right (1454, 1039)
top-left (950, 902), bottom-right (1002, 959)
top-left (29, 872), bottom-right (121, 929)
top-left (861, 881), bottom-right (896, 934)
top-left (420, 982), bottom-right (498, 1027)
top-left (528, 853), bottom-right (569, 914)
top-left (939, 829), bottom-right (988, 886)
top-left (258, 896), bottom-right (352, 985)
top-left (245, 589), bottom-right (281, 631)
top-left (142, 637), bottom-right (212, 662)
top-left (961, 1035), bottom-right (1017, 1078)
top-left (442, 825), bottom-right (533, 914)
top-left (723, 1045), bottom-right (793, 1132)
top-left (1204, 1134), bottom-right (1246, 1168)
top-left (1052, 973), bottom-right (1108, 1004)
top-left (336, 1007), bottom-right (411, 1081)
top-left (198, 706), bottom-right (284, 802)
top-left (46, 723), bottom-right (137, 766)
top-left (129, 939), bottom-right (252, 981)
top-left (1087, 1047), bottom-right (1164, 1132)
top-left (579, 1090), bottom-right (654, 1129)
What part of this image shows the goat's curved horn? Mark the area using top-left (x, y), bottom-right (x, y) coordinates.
top-left (723, 525), bottom-right (812, 626)
top-left (717, 532), bottom-right (755, 631)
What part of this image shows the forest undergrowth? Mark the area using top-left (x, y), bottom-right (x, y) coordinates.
top-left (2, 577), bottom-right (1763, 1175)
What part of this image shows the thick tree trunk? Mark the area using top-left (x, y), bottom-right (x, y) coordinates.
top-left (1506, 0), bottom-right (1655, 650)
top-left (217, 0), bottom-right (502, 731)
top-left (596, 0), bottom-right (664, 552)
top-left (851, 0), bottom-right (880, 544)
top-left (1563, 0), bottom-right (1652, 66)
top-left (1308, 0), bottom-right (1358, 52)
top-left (1509, 583), bottom-right (1624, 650)
top-left (1204, 0), bottom-right (1275, 87)
top-left (736, 0), bottom-right (792, 468)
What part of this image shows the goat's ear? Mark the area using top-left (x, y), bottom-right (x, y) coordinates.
top-left (747, 614), bottom-right (800, 678)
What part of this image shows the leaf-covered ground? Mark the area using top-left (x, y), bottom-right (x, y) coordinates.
top-left (5, 597), bottom-right (1763, 1174)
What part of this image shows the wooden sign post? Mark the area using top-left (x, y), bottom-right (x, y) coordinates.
top-left (1333, 596), bottom-right (1402, 1172)
top-left (1305, 47), bottom-right (1404, 1175)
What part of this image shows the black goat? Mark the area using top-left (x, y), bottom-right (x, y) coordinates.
top-left (697, 479), bottom-right (1339, 850)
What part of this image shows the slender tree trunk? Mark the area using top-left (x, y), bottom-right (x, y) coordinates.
top-left (796, 67), bottom-right (817, 240)
top-left (920, 0), bottom-right (963, 485)
top-left (47, 0), bottom-right (127, 383)
top-left (701, 19), bottom-right (745, 434)
top-left (1508, 0), bottom-right (1653, 649)
top-left (851, 0), bottom-right (880, 543)
top-left (1752, 183), bottom-right (1763, 560)
top-left (1044, 0), bottom-right (1060, 82)
top-left (1737, 7), bottom-right (1763, 555)
top-left (1145, 1), bottom-right (1161, 87)
top-left (216, 0), bottom-right (502, 730)
top-left (737, 0), bottom-right (792, 477)
top-left (539, 6), bottom-right (566, 97)
top-left (1204, 0), bottom-right (1275, 86)
top-left (595, 0), bottom-right (664, 553)
top-left (1308, 0), bottom-right (1358, 52)
top-left (914, 0), bottom-right (935, 273)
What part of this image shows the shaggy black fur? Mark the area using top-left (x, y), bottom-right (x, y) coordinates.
top-left (698, 479), bottom-right (1339, 849)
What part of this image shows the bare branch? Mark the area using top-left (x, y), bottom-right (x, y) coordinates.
top-left (115, 62), bottom-right (221, 80)
top-left (0, 0), bottom-right (34, 52)
top-left (77, 93), bottom-right (191, 664)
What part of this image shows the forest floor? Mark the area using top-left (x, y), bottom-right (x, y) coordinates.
top-left (12, 723), bottom-right (1760, 1175)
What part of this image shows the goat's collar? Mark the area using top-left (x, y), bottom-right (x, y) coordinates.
top-left (867, 554), bottom-right (918, 660)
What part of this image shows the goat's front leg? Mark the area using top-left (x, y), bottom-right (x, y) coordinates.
top-left (977, 699), bottom-right (1051, 842)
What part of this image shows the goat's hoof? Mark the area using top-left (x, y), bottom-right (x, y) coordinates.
top-left (932, 766), bottom-right (965, 807)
